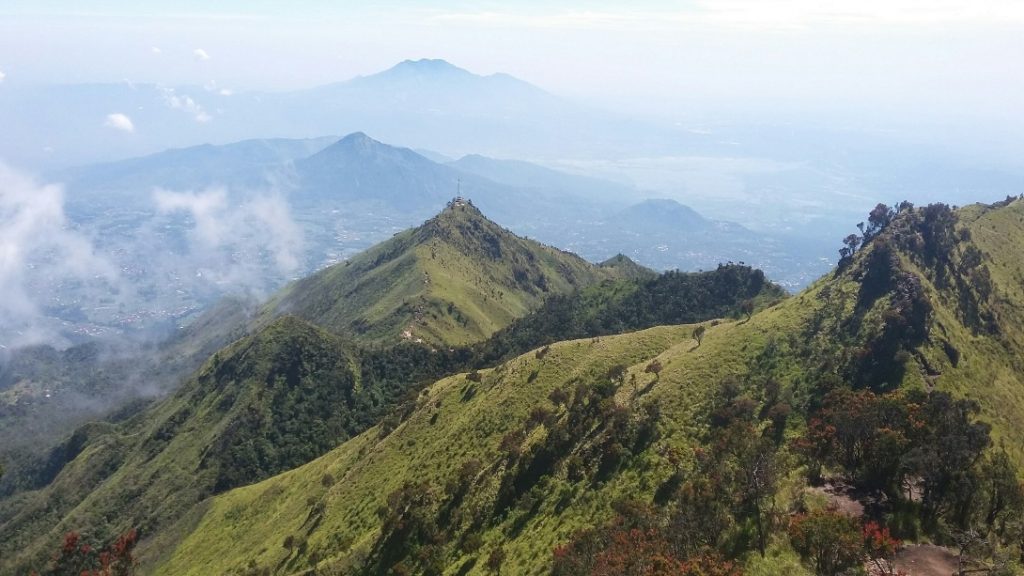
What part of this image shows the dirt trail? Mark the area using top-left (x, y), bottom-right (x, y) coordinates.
top-left (807, 480), bottom-right (865, 517)
top-left (892, 544), bottom-right (958, 576)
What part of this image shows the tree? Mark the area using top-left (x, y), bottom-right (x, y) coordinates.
top-left (863, 521), bottom-right (902, 576)
top-left (692, 326), bottom-right (706, 347)
top-left (548, 387), bottom-right (569, 407)
top-left (644, 359), bottom-right (663, 382)
top-left (902, 391), bottom-right (990, 525)
top-left (840, 234), bottom-right (861, 260)
top-left (714, 421), bottom-right (778, 557)
top-left (369, 481), bottom-right (441, 575)
top-left (42, 529), bottom-right (138, 576)
top-left (607, 364), bottom-right (628, 386)
top-left (975, 450), bottom-right (1024, 535)
top-left (486, 547), bottom-right (506, 574)
top-left (960, 245), bottom-right (984, 272)
top-left (788, 510), bottom-right (864, 576)
top-left (590, 528), bottom-right (687, 576)
top-left (739, 299), bottom-right (755, 321)
top-left (866, 203), bottom-right (895, 239)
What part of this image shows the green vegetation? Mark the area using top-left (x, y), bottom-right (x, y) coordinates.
top-left (262, 200), bottom-right (612, 346)
top-left (470, 263), bottom-right (783, 367)
top-left (147, 198), bottom-right (1024, 576)
top-left (0, 295), bottom-right (253, 497)
top-left (0, 204), bottom-right (781, 575)
top-left (597, 253), bottom-right (658, 281)
top-left (8, 197), bottom-right (1024, 576)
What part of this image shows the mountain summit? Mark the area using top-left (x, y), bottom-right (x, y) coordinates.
top-left (264, 200), bottom-right (611, 345)
top-left (376, 58), bottom-right (477, 79)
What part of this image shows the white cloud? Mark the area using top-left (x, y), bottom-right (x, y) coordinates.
top-left (0, 70), bottom-right (6, 83)
top-left (246, 196), bottom-right (303, 273)
top-left (0, 164), bottom-right (120, 348)
top-left (193, 48), bottom-right (211, 61)
top-left (152, 188), bottom-right (304, 292)
top-left (104, 113), bottom-right (135, 132)
top-left (151, 46), bottom-right (162, 55)
top-left (160, 88), bottom-right (212, 123)
top-left (218, 88), bottom-right (233, 96)
top-left (154, 189), bottom-right (229, 246)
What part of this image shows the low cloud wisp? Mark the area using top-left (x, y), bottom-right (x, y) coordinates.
top-left (104, 113), bottom-right (135, 132)
top-left (0, 164), bottom-right (121, 348)
top-left (152, 187), bottom-right (304, 295)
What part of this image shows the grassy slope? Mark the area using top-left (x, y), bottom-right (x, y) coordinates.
top-left (156, 199), bottom-right (1024, 576)
top-left (157, 309), bottom-right (812, 576)
top-left (264, 202), bottom-right (609, 346)
top-left (0, 213), bottom-right (780, 574)
top-left (0, 316), bottom-right (360, 572)
top-left (925, 199), bottom-right (1024, 458)
top-left (0, 295), bottom-right (253, 496)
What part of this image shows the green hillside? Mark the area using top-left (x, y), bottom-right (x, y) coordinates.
top-left (152, 198), bottom-right (1024, 576)
top-left (263, 199), bottom-right (609, 346)
top-left (0, 317), bottom-right (364, 569)
top-left (0, 296), bottom-right (254, 497)
top-left (0, 210), bottom-right (785, 574)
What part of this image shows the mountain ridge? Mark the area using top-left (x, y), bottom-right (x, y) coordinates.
top-left (262, 198), bottom-right (612, 346)
top-left (0, 204), bottom-right (784, 574)
top-left (148, 197), bottom-right (1024, 576)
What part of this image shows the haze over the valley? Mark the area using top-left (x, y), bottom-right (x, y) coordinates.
top-left (1, 0), bottom-right (1023, 348)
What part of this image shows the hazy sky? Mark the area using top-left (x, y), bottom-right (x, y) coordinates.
top-left (1, 1), bottom-right (1022, 129)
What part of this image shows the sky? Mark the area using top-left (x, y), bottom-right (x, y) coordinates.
top-left (1, 0), bottom-right (1023, 132)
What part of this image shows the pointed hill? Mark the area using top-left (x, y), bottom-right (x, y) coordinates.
top-left (613, 198), bottom-right (712, 231)
top-left (310, 59), bottom-right (562, 117)
top-left (149, 198), bottom-right (1024, 576)
top-left (263, 199), bottom-right (611, 345)
top-left (598, 253), bottom-right (658, 280)
top-left (291, 132), bottom-right (589, 226)
top-left (293, 132), bottom-right (462, 210)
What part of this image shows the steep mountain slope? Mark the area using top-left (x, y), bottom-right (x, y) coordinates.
top-left (264, 199), bottom-right (610, 346)
top-left (42, 130), bottom-right (819, 356)
top-left (0, 296), bottom-right (254, 494)
top-left (0, 219), bottom-right (784, 575)
top-left (153, 198), bottom-right (1024, 576)
top-left (291, 133), bottom-right (618, 230)
top-left (0, 316), bottom-right (363, 571)
top-left (470, 263), bottom-right (784, 368)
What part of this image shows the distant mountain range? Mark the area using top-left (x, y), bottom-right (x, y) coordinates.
top-left (41, 131), bottom-right (827, 346)
top-left (0, 59), bottom-right (697, 170)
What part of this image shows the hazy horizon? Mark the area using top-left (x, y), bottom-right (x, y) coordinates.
top-left (1, 1), bottom-right (1022, 348)
top-left (2, 2), bottom-right (1023, 134)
